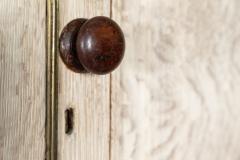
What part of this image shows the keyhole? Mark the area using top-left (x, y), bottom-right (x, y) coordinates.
top-left (65, 108), bottom-right (74, 135)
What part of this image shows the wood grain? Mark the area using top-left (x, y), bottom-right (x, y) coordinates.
top-left (0, 0), bottom-right (46, 159)
top-left (58, 0), bottom-right (111, 160)
top-left (111, 0), bottom-right (240, 160)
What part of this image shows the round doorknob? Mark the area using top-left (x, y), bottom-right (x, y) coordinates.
top-left (59, 16), bottom-right (125, 75)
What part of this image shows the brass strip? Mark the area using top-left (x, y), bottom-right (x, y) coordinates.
top-left (46, 0), bottom-right (59, 159)
top-left (109, 2), bottom-right (113, 160)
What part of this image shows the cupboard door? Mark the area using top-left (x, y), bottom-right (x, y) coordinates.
top-left (57, 1), bottom-right (111, 160)
top-left (0, 0), bottom-right (46, 159)
top-left (111, 0), bottom-right (240, 160)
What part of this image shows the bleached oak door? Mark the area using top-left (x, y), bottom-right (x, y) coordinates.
top-left (0, 0), bottom-right (46, 159)
top-left (1, 0), bottom-right (240, 160)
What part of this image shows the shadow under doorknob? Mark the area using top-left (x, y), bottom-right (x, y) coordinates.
top-left (59, 16), bottom-right (125, 75)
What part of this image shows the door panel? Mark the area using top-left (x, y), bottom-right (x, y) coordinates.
top-left (58, 0), bottom-right (110, 160)
top-left (111, 0), bottom-right (240, 160)
top-left (1, 0), bottom-right (240, 160)
top-left (0, 0), bottom-right (46, 159)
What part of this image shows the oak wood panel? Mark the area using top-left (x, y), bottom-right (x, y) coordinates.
top-left (0, 0), bottom-right (46, 159)
top-left (58, 0), bottom-right (111, 160)
top-left (111, 0), bottom-right (240, 160)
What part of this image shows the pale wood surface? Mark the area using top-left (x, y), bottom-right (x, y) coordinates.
top-left (58, 1), bottom-right (111, 160)
top-left (111, 0), bottom-right (240, 160)
top-left (2, 0), bottom-right (239, 160)
top-left (0, 0), bottom-right (46, 160)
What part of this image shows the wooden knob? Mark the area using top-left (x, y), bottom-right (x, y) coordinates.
top-left (59, 18), bottom-right (87, 73)
top-left (59, 16), bottom-right (125, 74)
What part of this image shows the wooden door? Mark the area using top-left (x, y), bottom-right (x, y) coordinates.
top-left (1, 0), bottom-right (240, 160)
top-left (0, 0), bottom-right (46, 159)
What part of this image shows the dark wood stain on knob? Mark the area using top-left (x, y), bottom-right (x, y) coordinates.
top-left (76, 16), bottom-right (125, 74)
top-left (59, 18), bottom-right (87, 73)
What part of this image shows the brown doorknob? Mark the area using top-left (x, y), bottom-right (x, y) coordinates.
top-left (59, 16), bottom-right (125, 75)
